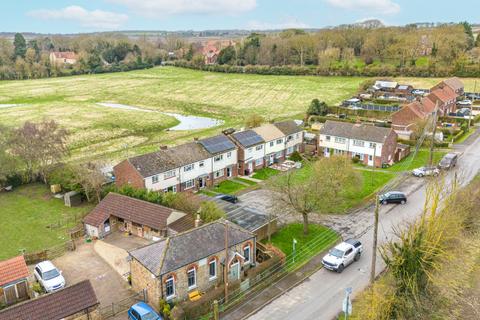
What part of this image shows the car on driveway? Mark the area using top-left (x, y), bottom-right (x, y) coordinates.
top-left (33, 260), bottom-right (65, 293)
top-left (322, 239), bottom-right (363, 273)
top-left (412, 166), bottom-right (440, 177)
top-left (215, 194), bottom-right (238, 204)
top-left (379, 191), bottom-right (407, 205)
top-left (128, 302), bottom-right (163, 320)
top-left (457, 99), bottom-right (472, 106)
top-left (438, 153), bottom-right (458, 170)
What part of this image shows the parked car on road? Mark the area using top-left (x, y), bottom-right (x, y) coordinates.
top-left (215, 194), bottom-right (238, 204)
top-left (457, 99), bottom-right (472, 106)
top-left (128, 302), bottom-right (162, 320)
top-left (412, 89), bottom-right (426, 95)
top-left (379, 191), bottom-right (407, 205)
top-left (322, 239), bottom-right (363, 273)
top-left (33, 261), bottom-right (65, 293)
top-left (438, 153), bottom-right (458, 170)
top-left (412, 166), bottom-right (440, 177)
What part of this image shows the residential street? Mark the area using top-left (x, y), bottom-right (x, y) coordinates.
top-left (242, 131), bottom-right (480, 320)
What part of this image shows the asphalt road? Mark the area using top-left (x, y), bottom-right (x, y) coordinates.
top-left (246, 135), bottom-right (480, 320)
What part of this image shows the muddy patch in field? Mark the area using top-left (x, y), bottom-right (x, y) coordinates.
top-left (96, 102), bottom-right (224, 131)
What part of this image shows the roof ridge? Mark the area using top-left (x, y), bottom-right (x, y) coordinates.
top-left (157, 237), bottom-right (170, 275)
top-left (107, 192), bottom-right (173, 211)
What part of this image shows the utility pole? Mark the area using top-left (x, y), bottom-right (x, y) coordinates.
top-left (224, 222), bottom-right (229, 303)
top-left (370, 193), bottom-right (379, 284)
top-left (429, 102), bottom-right (439, 167)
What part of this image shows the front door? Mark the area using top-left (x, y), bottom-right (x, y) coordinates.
top-left (368, 155), bottom-right (374, 166)
top-left (269, 154), bottom-right (274, 165)
top-left (198, 177), bottom-right (206, 188)
top-left (229, 263), bottom-right (240, 280)
top-left (247, 162), bottom-right (253, 174)
top-left (103, 220), bottom-right (111, 233)
top-left (227, 167), bottom-right (232, 177)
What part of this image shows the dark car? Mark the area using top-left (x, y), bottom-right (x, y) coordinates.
top-left (438, 153), bottom-right (458, 170)
top-left (379, 191), bottom-right (407, 205)
top-left (215, 194), bottom-right (238, 204)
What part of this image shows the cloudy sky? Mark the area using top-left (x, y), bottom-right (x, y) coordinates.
top-left (1, 0), bottom-right (478, 33)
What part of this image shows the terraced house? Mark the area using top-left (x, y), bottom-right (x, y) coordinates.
top-left (227, 129), bottom-right (266, 176)
top-left (319, 120), bottom-right (398, 167)
top-left (129, 220), bottom-right (256, 306)
top-left (274, 120), bottom-right (304, 156)
top-left (252, 124), bottom-right (287, 166)
top-left (114, 135), bottom-right (237, 193)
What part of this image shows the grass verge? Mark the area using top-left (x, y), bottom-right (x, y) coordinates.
top-left (252, 167), bottom-right (280, 180)
top-left (212, 180), bottom-right (247, 195)
top-left (385, 149), bottom-right (447, 172)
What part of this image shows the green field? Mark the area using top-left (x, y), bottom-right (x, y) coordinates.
top-left (1, 66), bottom-right (476, 163)
top-left (0, 184), bottom-right (93, 260)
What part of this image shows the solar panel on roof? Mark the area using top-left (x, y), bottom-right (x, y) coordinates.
top-left (233, 130), bottom-right (264, 147)
top-left (199, 135), bottom-right (235, 154)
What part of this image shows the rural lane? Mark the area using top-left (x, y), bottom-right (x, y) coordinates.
top-left (245, 135), bottom-right (480, 320)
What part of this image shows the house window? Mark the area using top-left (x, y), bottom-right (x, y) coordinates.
top-left (326, 136), bottom-right (331, 141)
top-left (209, 260), bottom-right (217, 280)
top-left (248, 148), bottom-right (253, 153)
top-left (227, 152), bottom-right (232, 158)
top-left (152, 175), bottom-right (159, 184)
top-left (243, 245), bottom-right (251, 264)
top-left (276, 139), bottom-right (283, 145)
top-left (185, 179), bottom-right (195, 190)
top-left (353, 140), bottom-right (364, 147)
top-left (187, 267), bottom-right (196, 289)
top-left (335, 137), bottom-right (346, 144)
top-left (287, 146), bottom-right (294, 155)
top-left (199, 161), bottom-right (205, 168)
top-left (369, 155), bottom-right (373, 161)
top-left (255, 145), bottom-right (263, 151)
top-left (214, 155), bottom-right (223, 162)
top-left (214, 170), bottom-right (224, 178)
top-left (287, 135), bottom-right (293, 141)
top-left (255, 158), bottom-right (263, 166)
top-left (269, 141), bottom-right (274, 147)
top-left (164, 170), bottom-right (175, 179)
top-left (184, 164), bottom-right (194, 172)
top-left (369, 143), bottom-right (376, 148)
top-left (165, 276), bottom-right (175, 299)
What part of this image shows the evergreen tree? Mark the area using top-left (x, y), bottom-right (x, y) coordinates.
top-left (13, 33), bottom-right (26, 58)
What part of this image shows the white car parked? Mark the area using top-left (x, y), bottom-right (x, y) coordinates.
top-left (412, 166), bottom-right (440, 177)
top-left (33, 260), bottom-right (65, 293)
top-left (457, 99), bottom-right (472, 106)
top-left (322, 239), bottom-right (363, 273)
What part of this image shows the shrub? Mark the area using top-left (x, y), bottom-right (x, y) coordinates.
top-left (32, 282), bottom-right (43, 294)
top-left (352, 156), bottom-right (361, 164)
top-left (288, 151), bottom-right (303, 162)
top-left (199, 201), bottom-right (225, 222)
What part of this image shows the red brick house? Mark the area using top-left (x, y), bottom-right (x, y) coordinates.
top-left (202, 42), bottom-right (220, 65)
top-left (432, 77), bottom-right (464, 96)
top-left (0, 256), bottom-right (30, 306)
top-left (391, 100), bottom-right (431, 138)
top-left (427, 86), bottom-right (457, 115)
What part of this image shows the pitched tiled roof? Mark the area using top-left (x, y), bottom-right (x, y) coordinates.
top-left (0, 256), bottom-right (29, 287)
top-left (230, 130), bottom-right (264, 148)
top-left (167, 214), bottom-right (195, 234)
top-left (274, 120), bottom-right (302, 136)
top-left (130, 220), bottom-right (255, 276)
top-left (0, 280), bottom-right (98, 320)
top-left (125, 142), bottom-right (211, 178)
top-left (199, 135), bottom-right (236, 155)
top-left (320, 120), bottom-right (393, 143)
top-left (252, 123), bottom-right (285, 142)
top-left (83, 193), bottom-right (173, 230)
top-left (421, 96), bottom-right (436, 113)
top-left (442, 77), bottom-right (464, 92)
top-left (52, 51), bottom-right (76, 59)
top-left (430, 87), bottom-right (455, 104)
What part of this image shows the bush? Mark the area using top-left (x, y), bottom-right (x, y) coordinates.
top-left (32, 282), bottom-right (43, 294)
top-left (288, 151), bottom-right (303, 162)
top-left (199, 201), bottom-right (225, 222)
top-left (352, 156), bottom-right (361, 164)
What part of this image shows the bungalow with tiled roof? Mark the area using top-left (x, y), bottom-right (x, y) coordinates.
top-left (129, 220), bottom-right (256, 306)
top-left (319, 120), bottom-right (397, 167)
top-left (0, 256), bottom-right (30, 306)
top-left (0, 280), bottom-right (99, 320)
top-left (83, 193), bottom-right (194, 240)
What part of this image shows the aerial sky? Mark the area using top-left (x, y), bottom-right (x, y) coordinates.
top-left (1, 0), bottom-right (478, 33)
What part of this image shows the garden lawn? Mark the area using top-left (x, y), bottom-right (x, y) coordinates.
top-left (252, 167), bottom-right (280, 180)
top-left (385, 149), bottom-right (447, 172)
top-left (0, 184), bottom-right (94, 260)
top-left (212, 180), bottom-right (247, 195)
top-left (233, 177), bottom-right (258, 186)
top-left (264, 223), bottom-right (339, 269)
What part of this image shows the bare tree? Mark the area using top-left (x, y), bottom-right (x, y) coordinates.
top-left (9, 120), bottom-right (68, 183)
top-left (245, 114), bottom-right (265, 128)
top-left (0, 125), bottom-right (16, 186)
top-left (74, 162), bottom-right (106, 203)
top-left (269, 156), bottom-right (361, 235)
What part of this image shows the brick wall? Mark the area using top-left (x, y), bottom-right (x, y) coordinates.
top-left (113, 160), bottom-right (145, 189)
top-left (130, 258), bottom-right (161, 309)
top-left (381, 130), bottom-right (398, 165)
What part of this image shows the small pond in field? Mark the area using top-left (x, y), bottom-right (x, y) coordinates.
top-left (0, 104), bottom-right (23, 109)
top-left (96, 102), bottom-right (223, 131)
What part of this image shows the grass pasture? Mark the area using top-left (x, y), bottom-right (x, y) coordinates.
top-left (0, 184), bottom-right (93, 260)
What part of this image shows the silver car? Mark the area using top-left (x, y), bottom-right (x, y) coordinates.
top-left (412, 166), bottom-right (440, 177)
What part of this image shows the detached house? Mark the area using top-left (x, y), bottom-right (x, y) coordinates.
top-left (319, 120), bottom-right (398, 167)
top-left (391, 100), bottom-right (434, 139)
top-left (129, 220), bottom-right (256, 306)
top-left (114, 136), bottom-right (237, 193)
top-left (83, 193), bottom-right (194, 240)
top-left (227, 130), bottom-right (265, 176)
top-left (49, 51), bottom-right (77, 65)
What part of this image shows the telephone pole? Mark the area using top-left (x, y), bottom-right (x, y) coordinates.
top-left (429, 102), bottom-right (439, 167)
top-left (370, 193), bottom-right (379, 284)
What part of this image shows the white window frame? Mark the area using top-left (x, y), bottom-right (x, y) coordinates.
top-left (255, 145), bottom-right (263, 151)
top-left (214, 170), bottom-right (224, 178)
top-left (276, 139), bottom-right (283, 145)
top-left (353, 139), bottom-right (364, 147)
top-left (335, 137), bottom-right (346, 144)
top-left (326, 135), bottom-right (331, 141)
top-left (255, 158), bottom-right (263, 166)
top-left (248, 147), bottom-right (253, 153)
top-left (187, 267), bottom-right (196, 290)
top-left (369, 143), bottom-right (376, 148)
top-left (184, 179), bottom-right (195, 190)
top-left (208, 260), bottom-right (217, 280)
top-left (164, 170), bottom-right (175, 179)
top-left (165, 276), bottom-right (175, 300)
top-left (243, 245), bottom-right (251, 264)
top-left (152, 175), bottom-right (159, 184)
top-left (227, 152), bottom-right (232, 158)
top-left (296, 133), bottom-right (300, 139)
top-left (184, 164), bottom-right (194, 172)
top-left (214, 154), bottom-right (223, 162)
top-left (269, 141), bottom-right (274, 147)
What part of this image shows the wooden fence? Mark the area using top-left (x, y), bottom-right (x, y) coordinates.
top-left (23, 240), bottom-right (76, 265)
